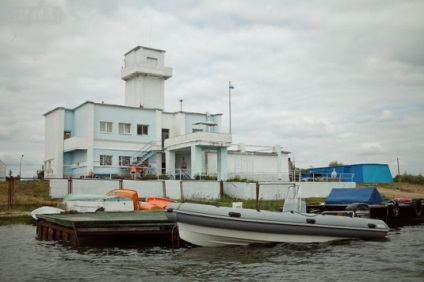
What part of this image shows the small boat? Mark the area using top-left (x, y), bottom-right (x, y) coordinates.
top-left (59, 189), bottom-right (173, 212)
top-left (60, 193), bottom-right (134, 213)
top-left (31, 206), bottom-right (64, 220)
top-left (165, 184), bottom-right (390, 247)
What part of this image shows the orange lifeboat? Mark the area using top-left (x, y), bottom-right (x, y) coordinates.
top-left (139, 201), bottom-right (163, 210)
top-left (145, 197), bottom-right (173, 209)
top-left (106, 189), bottom-right (140, 211)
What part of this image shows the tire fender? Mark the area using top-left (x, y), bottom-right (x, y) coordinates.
top-left (388, 200), bottom-right (399, 218)
top-left (411, 199), bottom-right (423, 218)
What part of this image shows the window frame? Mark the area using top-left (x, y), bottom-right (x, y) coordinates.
top-left (100, 121), bottom-right (113, 133)
top-left (137, 124), bottom-right (149, 135)
top-left (100, 155), bottom-right (113, 166)
top-left (119, 123), bottom-right (131, 134)
top-left (119, 156), bottom-right (131, 167)
top-left (147, 57), bottom-right (158, 66)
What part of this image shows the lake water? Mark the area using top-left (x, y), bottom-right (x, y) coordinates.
top-left (0, 224), bottom-right (423, 281)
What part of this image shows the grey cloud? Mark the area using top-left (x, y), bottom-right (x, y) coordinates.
top-left (1, 0), bottom-right (423, 177)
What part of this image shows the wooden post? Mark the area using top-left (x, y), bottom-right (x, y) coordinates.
top-left (255, 181), bottom-right (260, 210)
top-left (68, 177), bottom-right (73, 194)
top-left (220, 180), bottom-right (224, 199)
top-left (8, 176), bottom-right (14, 207)
top-left (180, 181), bottom-right (184, 202)
top-left (162, 180), bottom-right (167, 198)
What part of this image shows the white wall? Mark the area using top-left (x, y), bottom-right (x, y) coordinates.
top-left (44, 109), bottom-right (65, 178)
top-left (207, 150), bottom-right (290, 181)
top-left (224, 182), bottom-right (355, 200)
top-left (0, 160), bottom-right (6, 180)
top-left (49, 179), bottom-right (354, 200)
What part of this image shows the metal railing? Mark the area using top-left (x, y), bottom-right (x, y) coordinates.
top-left (300, 172), bottom-right (355, 182)
top-left (131, 141), bottom-right (156, 163)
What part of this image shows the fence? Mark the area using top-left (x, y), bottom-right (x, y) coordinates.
top-left (49, 178), bottom-right (355, 200)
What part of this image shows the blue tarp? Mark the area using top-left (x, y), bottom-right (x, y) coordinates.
top-left (325, 187), bottom-right (384, 205)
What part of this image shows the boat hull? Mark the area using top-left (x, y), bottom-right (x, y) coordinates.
top-left (165, 203), bottom-right (389, 247)
top-left (177, 223), bottom-right (351, 247)
top-left (31, 206), bottom-right (64, 220)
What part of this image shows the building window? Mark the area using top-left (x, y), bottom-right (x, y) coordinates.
top-left (100, 121), bottom-right (113, 133)
top-left (137, 124), bottom-right (149, 135)
top-left (100, 155), bottom-right (112, 166)
top-left (119, 156), bottom-right (131, 167)
top-left (193, 129), bottom-right (203, 133)
top-left (119, 123), bottom-right (131, 134)
top-left (147, 57), bottom-right (157, 66)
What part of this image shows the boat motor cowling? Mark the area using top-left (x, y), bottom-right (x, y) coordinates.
top-left (345, 203), bottom-right (371, 218)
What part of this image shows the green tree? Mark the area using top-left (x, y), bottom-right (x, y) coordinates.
top-left (36, 165), bottom-right (44, 180)
top-left (329, 161), bottom-right (343, 167)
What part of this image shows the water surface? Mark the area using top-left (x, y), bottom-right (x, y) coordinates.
top-left (0, 224), bottom-right (423, 281)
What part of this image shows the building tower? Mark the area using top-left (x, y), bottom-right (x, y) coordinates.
top-left (121, 46), bottom-right (173, 110)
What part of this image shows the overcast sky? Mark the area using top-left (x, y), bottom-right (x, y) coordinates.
top-left (1, 0), bottom-right (423, 178)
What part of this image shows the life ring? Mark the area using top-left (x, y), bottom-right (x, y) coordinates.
top-left (394, 198), bottom-right (412, 203)
top-left (411, 199), bottom-right (423, 218)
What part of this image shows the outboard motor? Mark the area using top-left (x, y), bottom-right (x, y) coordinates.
top-left (345, 203), bottom-right (370, 218)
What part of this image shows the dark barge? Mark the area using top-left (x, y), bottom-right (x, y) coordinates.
top-left (307, 187), bottom-right (424, 226)
top-left (35, 210), bottom-right (181, 247)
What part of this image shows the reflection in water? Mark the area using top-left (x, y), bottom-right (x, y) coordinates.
top-left (0, 224), bottom-right (423, 281)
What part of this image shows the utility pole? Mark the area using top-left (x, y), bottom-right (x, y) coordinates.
top-left (19, 154), bottom-right (24, 178)
top-left (229, 81), bottom-right (234, 134)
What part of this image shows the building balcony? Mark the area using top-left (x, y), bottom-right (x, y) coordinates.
top-left (165, 132), bottom-right (232, 151)
top-left (121, 65), bottom-right (173, 80)
top-left (63, 137), bottom-right (88, 152)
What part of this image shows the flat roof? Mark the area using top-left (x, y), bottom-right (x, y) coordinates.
top-left (124, 45), bottom-right (166, 56)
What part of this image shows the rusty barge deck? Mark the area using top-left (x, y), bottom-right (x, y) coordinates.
top-left (35, 211), bottom-right (180, 246)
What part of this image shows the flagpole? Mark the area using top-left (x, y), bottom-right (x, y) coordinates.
top-left (229, 81), bottom-right (232, 134)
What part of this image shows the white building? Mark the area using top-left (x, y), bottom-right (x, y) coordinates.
top-left (43, 46), bottom-right (290, 181)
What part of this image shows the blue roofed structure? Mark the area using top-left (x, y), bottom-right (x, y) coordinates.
top-left (325, 187), bottom-right (385, 204)
top-left (303, 163), bottom-right (393, 183)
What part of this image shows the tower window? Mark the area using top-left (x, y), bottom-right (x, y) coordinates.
top-left (147, 57), bottom-right (157, 66)
top-left (137, 124), bottom-right (149, 135)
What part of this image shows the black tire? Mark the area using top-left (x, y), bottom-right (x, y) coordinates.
top-left (411, 199), bottom-right (423, 217)
top-left (389, 201), bottom-right (399, 218)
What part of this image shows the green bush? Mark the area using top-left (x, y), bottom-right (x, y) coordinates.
top-left (194, 174), bottom-right (217, 181)
top-left (394, 173), bottom-right (424, 185)
top-left (226, 177), bottom-right (255, 183)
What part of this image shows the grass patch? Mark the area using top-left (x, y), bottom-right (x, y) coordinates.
top-left (185, 195), bottom-right (326, 211)
top-left (0, 180), bottom-right (61, 212)
top-left (0, 215), bottom-right (33, 226)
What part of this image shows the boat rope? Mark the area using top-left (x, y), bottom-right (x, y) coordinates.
top-left (171, 224), bottom-right (179, 249)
